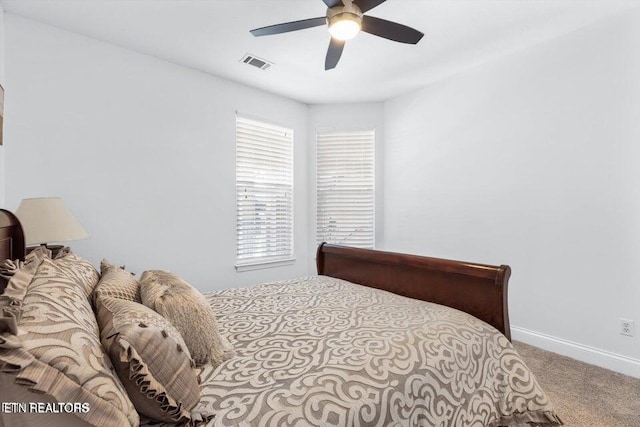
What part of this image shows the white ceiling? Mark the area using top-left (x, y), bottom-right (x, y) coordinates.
top-left (2, 0), bottom-right (639, 104)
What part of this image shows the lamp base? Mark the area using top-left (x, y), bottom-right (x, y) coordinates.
top-left (26, 244), bottom-right (66, 258)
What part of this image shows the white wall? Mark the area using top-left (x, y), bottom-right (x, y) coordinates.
top-left (384, 9), bottom-right (640, 376)
top-left (0, 5), bottom-right (5, 207)
top-left (307, 103), bottom-right (384, 271)
top-left (4, 15), bottom-right (310, 291)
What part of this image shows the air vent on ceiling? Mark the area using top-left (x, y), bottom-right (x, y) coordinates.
top-left (240, 54), bottom-right (273, 71)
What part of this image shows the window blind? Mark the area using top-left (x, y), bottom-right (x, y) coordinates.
top-left (316, 129), bottom-right (375, 248)
top-left (236, 116), bottom-right (294, 267)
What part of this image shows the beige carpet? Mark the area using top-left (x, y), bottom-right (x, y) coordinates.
top-left (513, 341), bottom-right (640, 427)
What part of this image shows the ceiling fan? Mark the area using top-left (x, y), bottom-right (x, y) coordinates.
top-left (250, 0), bottom-right (424, 70)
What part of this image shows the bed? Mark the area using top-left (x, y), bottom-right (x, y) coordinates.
top-left (0, 209), bottom-right (562, 426)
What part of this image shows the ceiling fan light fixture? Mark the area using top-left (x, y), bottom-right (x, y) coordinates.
top-left (328, 13), bottom-right (362, 40)
top-left (326, 2), bottom-right (363, 41)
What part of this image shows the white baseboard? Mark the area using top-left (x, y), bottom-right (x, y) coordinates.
top-left (511, 325), bottom-right (640, 379)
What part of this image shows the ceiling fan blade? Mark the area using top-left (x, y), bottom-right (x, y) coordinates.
top-left (353, 0), bottom-right (387, 13)
top-left (361, 15), bottom-right (424, 44)
top-left (325, 38), bottom-right (345, 70)
top-left (250, 17), bottom-right (326, 37)
top-left (322, 0), bottom-right (344, 7)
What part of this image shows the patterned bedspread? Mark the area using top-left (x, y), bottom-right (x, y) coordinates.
top-left (145, 276), bottom-right (562, 427)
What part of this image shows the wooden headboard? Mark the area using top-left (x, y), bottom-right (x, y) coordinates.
top-left (0, 209), bottom-right (25, 263)
top-left (317, 243), bottom-right (512, 340)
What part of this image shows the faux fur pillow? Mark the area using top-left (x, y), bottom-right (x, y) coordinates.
top-left (140, 270), bottom-right (234, 368)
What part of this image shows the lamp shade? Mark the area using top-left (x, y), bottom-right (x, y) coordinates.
top-left (16, 197), bottom-right (89, 246)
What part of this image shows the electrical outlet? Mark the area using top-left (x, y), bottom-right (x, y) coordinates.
top-left (620, 319), bottom-right (635, 337)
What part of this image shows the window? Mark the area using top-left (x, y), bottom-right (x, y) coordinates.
top-left (316, 129), bottom-right (375, 248)
top-left (236, 116), bottom-right (294, 269)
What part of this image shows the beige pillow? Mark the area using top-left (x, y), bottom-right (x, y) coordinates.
top-left (93, 260), bottom-right (141, 306)
top-left (52, 248), bottom-right (100, 300)
top-left (0, 258), bottom-right (139, 426)
top-left (140, 270), bottom-right (235, 368)
top-left (0, 246), bottom-right (50, 303)
top-left (96, 295), bottom-right (203, 423)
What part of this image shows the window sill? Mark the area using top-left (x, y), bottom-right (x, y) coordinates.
top-left (235, 258), bottom-right (296, 272)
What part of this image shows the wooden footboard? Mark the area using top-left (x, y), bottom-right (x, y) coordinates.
top-left (316, 243), bottom-right (511, 340)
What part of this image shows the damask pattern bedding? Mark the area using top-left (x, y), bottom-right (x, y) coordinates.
top-left (143, 276), bottom-right (562, 427)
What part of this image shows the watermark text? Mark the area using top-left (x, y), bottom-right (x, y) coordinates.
top-left (1, 402), bottom-right (90, 414)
